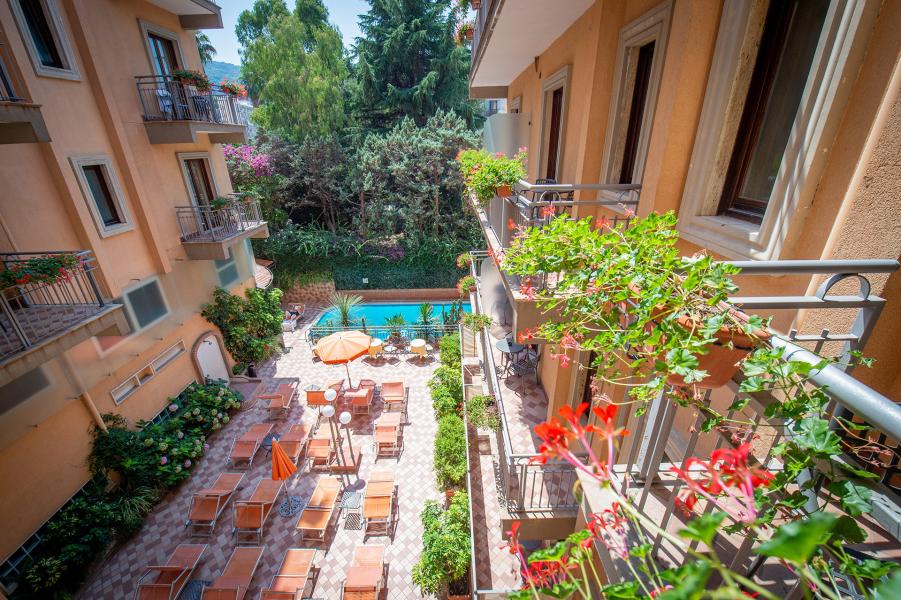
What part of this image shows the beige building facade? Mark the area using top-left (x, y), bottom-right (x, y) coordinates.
top-left (0, 1), bottom-right (264, 592)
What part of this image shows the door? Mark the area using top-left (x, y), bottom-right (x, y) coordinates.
top-left (545, 87), bottom-right (564, 180)
top-left (148, 33), bottom-right (179, 76)
top-left (182, 157), bottom-right (217, 234)
top-left (197, 334), bottom-right (229, 382)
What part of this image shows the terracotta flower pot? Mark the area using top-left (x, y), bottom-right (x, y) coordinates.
top-left (495, 184), bottom-right (512, 197)
top-left (465, 28), bottom-right (474, 41)
top-left (471, 0), bottom-right (482, 9)
top-left (666, 305), bottom-right (770, 389)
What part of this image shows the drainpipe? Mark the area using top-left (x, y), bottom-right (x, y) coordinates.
top-left (59, 352), bottom-right (106, 432)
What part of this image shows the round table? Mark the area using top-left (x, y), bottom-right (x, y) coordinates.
top-left (410, 338), bottom-right (426, 350)
top-left (370, 338), bottom-right (383, 349)
top-left (496, 338), bottom-right (525, 373)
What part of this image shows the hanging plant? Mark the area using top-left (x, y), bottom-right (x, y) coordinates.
top-left (171, 69), bottom-right (211, 93)
top-left (0, 253), bottom-right (81, 289)
top-left (455, 21), bottom-right (474, 46)
top-left (218, 79), bottom-right (247, 98)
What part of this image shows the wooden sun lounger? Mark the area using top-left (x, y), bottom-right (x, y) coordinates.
top-left (201, 546), bottom-right (265, 600)
top-left (258, 383), bottom-right (298, 420)
top-left (305, 434), bottom-right (335, 472)
top-left (259, 548), bottom-right (318, 600)
top-left (134, 543), bottom-right (207, 600)
top-left (186, 473), bottom-right (245, 537)
top-left (229, 423), bottom-right (274, 469)
top-left (346, 386), bottom-right (374, 415)
top-left (327, 379), bottom-right (345, 392)
top-left (341, 545), bottom-right (386, 600)
top-left (363, 471), bottom-right (396, 539)
top-left (374, 421), bottom-right (401, 459)
top-left (280, 423), bottom-right (311, 464)
top-left (296, 476), bottom-right (342, 544)
top-left (233, 479), bottom-right (284, 545)
top-left (380, 381), bottom-right (407, 421)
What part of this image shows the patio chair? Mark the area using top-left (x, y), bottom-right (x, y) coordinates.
top-left (259, 548), bottom-right (318, 600)
top-left (186, 472), bottom-right (245, 536)
top-left (280, 423), bottom-right (311, 465)
top-left (296, 476), bottom-right (342, 544)
top-left (347, 386), bottom-right (374, 415)
top-left (258, 382), bottom-right (297, 420)
top-left (228, 423), bottom-right (274, 469)
top-left (201, 545), bottom-right (265, 600)
top-left (327, 378), bottom-right (345, 392)
top-left (233, 479), bottom-right (284, 545)
top-left (373, 416), bottom-right (401, 459)
top-left (305, 428), bottom-right (336, 471)
top-left (341, 545), bottom-right (387, 600)
top-left (363, 471), bottom-right (396, 539)
top-left (134, 543), bottom-right (207, 600)
top-left (367, 342), bottom-right (383, 360)
top-left (380, 380), bottom-right (407, 421)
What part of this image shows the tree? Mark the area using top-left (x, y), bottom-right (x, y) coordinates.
top-left (195, 32), bottom-right (216, 66)
top-left (239, 0), bottom-right (347, 140)
top-left (353, 0), bottom-right (478, 131)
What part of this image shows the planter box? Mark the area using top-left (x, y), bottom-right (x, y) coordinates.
top-left (476, 429), bottom-right (492, 454)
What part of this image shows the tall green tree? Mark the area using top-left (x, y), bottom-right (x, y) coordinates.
top-left (353, 0), bottom-right (477, 131)
top-left (239, 0), bottom-right (347, 140)
top-left (195, 32), bottom-right (216, 65)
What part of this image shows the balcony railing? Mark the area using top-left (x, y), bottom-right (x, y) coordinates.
top-left (0, 39), bottom-right (27, 103)
top-left (306, 323), bottom-right (459, 345)
top-left (135, 75), bottom-right (247, 126)
top-left (176, 198), bottom-right (265, 244)
top-left (0, 251), bottom-right (107, 362)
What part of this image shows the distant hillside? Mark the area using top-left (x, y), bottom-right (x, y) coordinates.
top-left (205, 60), bottom-right (241, 83)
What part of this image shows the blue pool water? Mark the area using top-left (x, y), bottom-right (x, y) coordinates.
top-left (315, 301), bottom-right (471, 328)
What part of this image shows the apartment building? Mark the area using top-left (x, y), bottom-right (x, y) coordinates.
top-left (0, 1), bottom-right (267, 593)
top-left (464, 0), bottom-right (901, 593)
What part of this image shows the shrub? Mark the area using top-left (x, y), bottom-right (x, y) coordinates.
top-left (462, 312), bottom-right (492, 332)
top-left (430, 365), bottom-right (463, 401)
top-left (201, 286), bottom-right (283, 366)
top-left (412, 491), bottom-right (471, 595)
top-left (434, 415), bottom-right (467, 489)
top-left (467, 394), bottom-right (500, 430)
top-left (432, 386), bottom-right (460, 419)
top-left (439, 333), bottom-right (462, 367)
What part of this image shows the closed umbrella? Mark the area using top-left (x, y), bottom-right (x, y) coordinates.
top-left (272, 440), bottom-right (300, 516)
top-left (314, 330), bottom-right (372, 387)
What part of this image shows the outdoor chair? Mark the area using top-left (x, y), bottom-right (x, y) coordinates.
top-left (305, 429), bottom-right (335, 471)
top-left (380, 381), bottom-right (407, 422)
top-left (280, 423), bottom-right (311, 465)
top-left (347, 386), bottom-right (374, 415)
top-left (201, 546), bottom-right (264, 600)
top-left (340, 545), bottom-right (387, 600)
top-left (228, 423), bottom-right (273, 469)
top-left (258, 382), bottom-right (297, 420)
top-left (134, 543), bottom-right (207, 600)
top-left (185, 472), bottom-right (245, 537)
top-left (259, 548), bottom-right (318, 600)
top-left (233, 479), bottom-right (284, 545)
top-left (373, 413), bottom-right (402, 459)
top-left (362, 471), bottom-right (396, 539)
top-left (296, 476), bottom-right (342, 544)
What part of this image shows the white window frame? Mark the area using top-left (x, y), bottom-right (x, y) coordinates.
top-left (677, 0), bottom-right (874, 259)
top-left (509, 95), bottom-right (522, 114)
top-left (537, 65), bottom-right (571, 181)
top-left (138, 19), bottom-right (186, 75)
top-left (177, 152), bottom-right (220, 206)
top-left (214, 248), bottom-right (241, 288)
top-left (598, 2), bottom-right (671, 204)
top-left (70, 155), bottom-right (133, 238)
top-left (122, 276), bottom-right (170, 333)
top-left (110, 340), bottom-right (186, 405)
top-left (8, 0), bottom-right (79, 80)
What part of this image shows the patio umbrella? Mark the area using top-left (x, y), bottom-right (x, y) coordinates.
top-left (314, 329), bottom-right (372, 385)
top-left (271, 440), bottom-right (297, 480)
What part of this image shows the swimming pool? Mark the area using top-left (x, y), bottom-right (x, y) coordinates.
top-left (314, 301), bottom-right (471, 328)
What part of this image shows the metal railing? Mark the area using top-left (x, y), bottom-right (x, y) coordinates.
top-left (0, 38), bottom-right (27, 102)
top-left (0, 251), bottom-right (107, 362)
top-left (471, 0), bottom-right (497, 75)
top-left (306, 323), bottom-right (459, 345)
top-left (176, 198), bottom-right (264, 243)
top-left (135, 75), bottom-right (248, 126)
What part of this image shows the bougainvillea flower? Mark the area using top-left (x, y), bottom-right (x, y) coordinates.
top-left (540, 205), bottom-right (556, 218)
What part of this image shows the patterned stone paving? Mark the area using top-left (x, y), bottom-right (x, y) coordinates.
top-left (79, 322), bottom-right (444, 600)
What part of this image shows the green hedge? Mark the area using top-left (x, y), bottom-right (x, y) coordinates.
top-left (333, 260), bottom-right (465, 290)
top-left (434, 415), bottom-right (467, 488)
top-left (412, 491), bottom-right (471, 595)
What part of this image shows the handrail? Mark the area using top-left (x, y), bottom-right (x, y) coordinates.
top-left (0, 38), bottom-right (28, 103)
top-left (135, 75), bottom-right (247, 126)
top-left (176, 198), bottom-right (264, 243)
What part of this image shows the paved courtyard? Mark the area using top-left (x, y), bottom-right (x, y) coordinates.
top-left (80, 319), bottom-right (445, 599)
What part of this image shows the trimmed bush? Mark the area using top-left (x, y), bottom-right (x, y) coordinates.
top-left (412, 491), bottom-right (471, 595)
top-left (435, 414), bottom-right (467, 488)
top-left (439, 333), bottom-right (461, 367)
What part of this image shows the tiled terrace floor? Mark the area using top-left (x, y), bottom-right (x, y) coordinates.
top-left (80, 323), bottom-right (444, 599)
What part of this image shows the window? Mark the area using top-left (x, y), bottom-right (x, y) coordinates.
top-left (147, 32), bottom-right (179, 76)
top-left (183, 157), bottom-right (216, 205)
top-left (719, 0), bottom-right (830, 222)
top-left (539, 66), bottom-right (570, 181)
top-left (215, 249), bottom-right (240, 288)
top-left (70, 156), bottom-right (131, 237)
top-left (124, 278), bottom-right (168, 331)
top-left (599, 3), bottom-right (670, 193)
top-left (144, 382), bottom-right (193, 427)
top-left (9, 0), bottom-right (78, 79)
top-left (0, 366), bottom-right (50, 416)
top-left (110, 341), bottom-right (186, 405)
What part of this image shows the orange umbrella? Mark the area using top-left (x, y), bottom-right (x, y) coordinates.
top-left (271, 440), bottom-right (297, 480)
top-left (314, 330), bottom-right (372, 385)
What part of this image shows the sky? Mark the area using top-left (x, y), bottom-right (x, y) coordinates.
top-left (205, 0), bottom-right (369, 65)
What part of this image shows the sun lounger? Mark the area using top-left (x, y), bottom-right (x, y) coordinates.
top-left (134, 543), bottom-right (207, 600)
top-left (186, 473), bottom-right (245, 536)
top-left (363, 471), bottom-right (396, 539)
top-left (346, 386), bottom-right (374, 415)
top-left (201, 546), bottom-right (265, 600)
top-left (305, 429), bottom-right (335, 471)
top-left (296, 476), bottom-right (342, 544)
top-left (327, 379), bottom-right (345, 392)
top-left (380, 381), bottom-right (407, 421)
top-left (258, 383), bottom-right (297, 420)
top-left (234, 479), bottom-right (284, 544)
top-left (228, 423), bottom-right (273, 469)
top-left (280, 423), bottom-right (311, 464)
top-left (259, 548), bottom-right (318, 600)
top-left (374, 421), bottom-right (401, 459)
top-left (341, 545), bottom-right (386, 600)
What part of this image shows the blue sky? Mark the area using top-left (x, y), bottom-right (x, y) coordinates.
top-left (205, 0), bottom-right (369, 65)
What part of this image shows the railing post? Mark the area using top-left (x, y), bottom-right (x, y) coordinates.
top-left (0, 292), bottom-right (30, 348)
top-left (84, 265), bottom-right (105, 308)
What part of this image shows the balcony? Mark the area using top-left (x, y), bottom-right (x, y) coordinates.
top-left (464, 255), bottom-right (901, 596)
top-left (176, 197), bottom-right (269, 260)
top-left (470, 179), bottom-right (640, 332)
top-left (0, 251), bottom-right (128, 386)
top-left (145, 0), bottom-right (223, 29)
top-left (0, 39), bottom-right (49, 144)
top-left (136, 76), bottom-right (248, 145)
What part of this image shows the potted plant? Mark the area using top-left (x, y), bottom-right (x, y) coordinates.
top-left (0, 253), bottom-right (80, 289)
top-left (457, 148), bottom-right (526, 205)
top-left (384, 313), bottom-right (407, 345)
top-left (455, 251), bottom-right (472, 269)
top-left (462, 312), bottom-right (491, 332)
top-left (171, 69), bottom-right (211, 93)
top-left (456, 275), bottom-right (476, 297)
top-left (455, 22), bottom-right (474, 46)
top-left (218, 79), bottom-right (247, 98)
top-left (209, 196), bottom-right (231, 210)
top-left (467, 394), bottom-right (499, 454)
top-left (412, 492), bottom-right (471, 600)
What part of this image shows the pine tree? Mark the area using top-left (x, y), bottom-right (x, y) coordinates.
top-left (353, 0), bottom-right (478, 131)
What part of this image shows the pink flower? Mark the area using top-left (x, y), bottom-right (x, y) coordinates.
top-left (595, 216), bottom-right (611, 230)
top-left (560, 332), bottom-right (579, 350)
top-left (160, 456), bottom-right (168, 465)
top-left (540, 205), bottom-right (556, 219)
top-left (520, 280), bottom-right (536, 300)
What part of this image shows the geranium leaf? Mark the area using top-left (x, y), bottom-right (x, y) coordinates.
top-left (793, 417), bottom-right (841, 456)
top-left (828, 480), bottom-right (872, 516)
top-left (755, 512), bottom-right (835, 563)
top-left (678, 512), bottom-right (727, 546)
top-left (875, 569), bottom-right (901, 599)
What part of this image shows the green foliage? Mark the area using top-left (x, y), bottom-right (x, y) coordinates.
top-left (418, 302), bottom-right (435, 325)
top-left (677, 511), bottom-right (726, 547)
top-left (467, 394), bottom-right (499, 430)
top-left (195, 31), bottom-right (216, 65)
top-left (0, 253), bottom-right (79, 289)
top-left (456, 274), bottom-right (475, 297)
top-left (457, 148), bottom-right (527, 204)
top-left (755, 511), bottom-right (836, 563)
top-left (434, 414), bottom-right (466, 489)
top-left (411, 491), bottom-right (471, 595)
top-left (462, 311), bottom-right (492, 332)
top-left (439, 333), bottom-right (462, 367)
top-left (327, 292), bottom-right (363, 327)
top-left (201, 287), bottom-right (284, 366)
